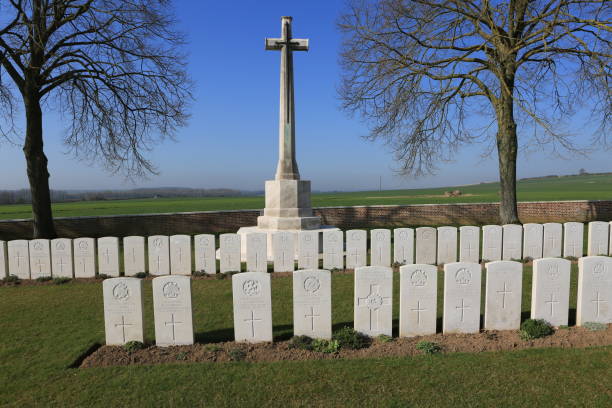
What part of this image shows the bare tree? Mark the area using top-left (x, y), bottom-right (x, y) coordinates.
top-left (0, 0), bottom-right (192, 237)
top-left (339, 0), bottom-right (610, 223)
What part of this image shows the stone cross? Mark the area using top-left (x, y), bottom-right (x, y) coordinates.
top-left (266, 16), bottom-right (309, 180)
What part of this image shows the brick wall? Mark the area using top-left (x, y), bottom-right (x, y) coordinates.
top-left (1, 200), bottom-right (611, 240)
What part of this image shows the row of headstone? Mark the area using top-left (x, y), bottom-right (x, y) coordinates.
top-left (103, 257), bottom-right (611, 345)
top-left (3, 221), bottom-right (612, 279)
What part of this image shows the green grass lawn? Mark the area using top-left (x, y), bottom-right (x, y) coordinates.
top-left (1, 265), bottom-right (610, 407)
top-left (1, 173), bottom-right (612, 220)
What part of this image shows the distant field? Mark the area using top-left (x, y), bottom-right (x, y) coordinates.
top-left (1, 173), bottom-right (611, 220)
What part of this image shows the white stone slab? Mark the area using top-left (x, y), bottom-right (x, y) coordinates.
top-left (370, 229), bottom-right (391, 267)
top-left (522, 223), bottom-right (543, 259)
top-left (459, 226), bottom-right (480, 263)
top-left (345, 230), bottom-right (366, 269)
top-left (123, 236), bottom-right (145, 276)
top-left (220, 233), bottom-right (241, 273)
top-left (103, 277), bottom-right (144, 345)
top-left (153, 275), bottom-right (194, 346)
top-left (587, 221), bottom-right (609, 256)
top-left (98, 237), bottom-right (120, 277)
top-left (298, 231), bottom-right (319, 270)
top-left (7, 240), bottom-right (29, 279)
top-left (437, 226), bottom-right (457, 265)
top-left (0, 241), bottom-right (6, 278)
top-left (484, 261), bottom-right (522, 330)
top-left (399, 264), bottom-right (437, 337)
top-left (394, 228), bottom-right (414, 265)
top-left (563, 222), bottom-right (584, 258)
top-left (502, 224), bottom-right (523, 261)
top-left (293, 269), bottom-right (332, 339)
top-left (194, 234), bottom-right (216, 274)
top-left (148, 235), bottom-right (170, 276)
top-left (443, 262), bottom-right (482, 333)
top-left (482, 225), bottom-right (502, 262)
top-left (415, 227), bottom-right (437, 265)
top-left (323, 230), bottom-right (343, 270)
top-left (272, 231), bottom-right (295, 272)
top-left (232, 272), bottom-right (273, 343)
top-left (51, 238), bottom-right (73, 278)
top-left (247, 232), bottom-right (268, 272)
top-left (577, 256), bottom-right (612, 325)
top-left (531, 258), bottom-right (571, 326)
top-left (29, 239), bottom-right (51, 279)
top-left (170, 235), bottom-right (191, 275)
top-left (73, 238), bottom-right (95, 278)
top-left (354, 266), bottom-right (393, 337)
top-left (543, 223), bottom-right (562, 258)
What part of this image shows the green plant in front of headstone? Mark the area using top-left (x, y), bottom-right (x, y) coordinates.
top-left (522, 257), bottom-right (533, 264)
top-left (564, 256), bottom-right (578, 262)
top-left (519, 319), bottom-right (554, 340)
top-left (228, 348), bottom-right (246, 362)
top-left (176, 351), bottom-right (188, 361)
top-left (204, 344), bottom-right (222, 352)
top-left (134, 272), bottom-right (149, 279)
top-left (583, 322), bottom-right (607, 331)
top-left (332, 326), bottom-right (369, 350)
top-left (330, 268), bottom-right (340, 274)
top-left (311, 339), bottom-right (340, 354)
top-left (53, 277), bottom-right (71, 285)
top-left (36, 276), bottom-right (52, 282)
top-left (288, 335), bottom-right (314, 350)
top-left (192, 270), bottom-right (207, 277)
top-left (97, 274), bottom-right (110, 280)
top-left (415, 341), bottom-right (442, 355)
top-left (123, 341), bottom-right (145, 353)
top-left (1, 275), bottom-right (20, 285)
top-left (377, 334), bottom-right (393, 343)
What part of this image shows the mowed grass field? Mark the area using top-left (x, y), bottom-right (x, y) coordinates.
top-left (1, 173), bottom-right (611, 220)
top-left (0, 266), bottom-right (610, 407)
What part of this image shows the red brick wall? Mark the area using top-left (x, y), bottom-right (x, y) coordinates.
top-left (1, 200), bottom-right (611, 240)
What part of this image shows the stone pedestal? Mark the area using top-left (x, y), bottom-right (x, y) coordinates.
top-left (257, 179), bottom-right (321, 230)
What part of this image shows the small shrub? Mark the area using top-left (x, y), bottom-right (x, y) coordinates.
top-left (332, 327), bottom-right (369, 350)
top-left (204, 344), bottom-right (222, 352)
top-left (215, 273), bottom-right (226, 280)
top-left (311, 339), bottom-right (340, 354)
top-left (511, 258), bottom-right (522, 263)
top-left (520, 319), bottom-right (554, 340)
top-left (522, 257), bottom-right (533, 264)
top-left (192, 270), bottom-right (208, 277)
top-left (176, 351), bottom-right (188, 361)
top-left (330, 267), bottom-right (340, 273)
top-left (123, 341), bottom-right (145, 353)
top-left (1, 275), bottom-right (20, 285)
top-left (377, 334), bottom-right (393, 343)
top-left (97, 273), bottom-right (110, 280)
top-left (134, 272), bottom-right (149, 279)
top-left (288, 335), bottom-right (314, 350)
top-left (228, 348), bottom-right (246, 362)
top-left (481, 259), bottom-right (491, 264)
top-left (583, 322), bottom-right (607, 332)
top-left (35, 276), bottom-right (52, 282)
top-left (565, 256), bottom-right (578, 262)
top-left (392, 261), bottom-right (404, 269)
top-left (558, 325), bottom-right (570, 330)
top-left (53, 277), bottom-right (71, 285)
top-left (416, 341), bottom-right (442, 355)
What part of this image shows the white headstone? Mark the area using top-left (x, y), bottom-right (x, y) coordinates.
top-left (415, 227), bottom-right (437, 264)
top-left (345, 230), bottom-right (367, 269)
top-left (437, 226), bottom-right (457, 265)
top-left (531, 258), bottom-right (571, 326)
top-left (293, 269), bottom-right (332, 339)
top-left (0, 241), bottom-right (6, 278)
top-left (272, 231), bottom-right (295, 272)
top-left (354, 266), bottom-right (393, 337)
top-left (323, 230), bottom-right (343, 270)
top-left (370, 229), bottom-right (391, 266)
top-left (153, 275), bottom-right (194, 346)
top-left (587, 221), bottom-right (609, 256)
top-left (29, 239), bottom-right (51, 279)
top-left (220, 233), bottom-right (241, 273)
top-left (482, 225), bottom-right (502, 261)
top-left (123, 236), bottom-right (145, 276)
top-left (459, 226), bottom-right (480, 263)
top-left (170, 235), bottom-right (191, 275)
top-left (543, 223), bottom-right (562, 258)
top-left (103, 277), bottom-right (144, 345)
top-left (394, 228), bottom-right (414, 265)
top-left (232, 272), bottom-right (272, 343)
top-left (194, 234), bottom-right (216, 274)
top-left (399, 264), bottom-right (437, 337)
top-left (443, 262), bottom-right (482, 333)
top-left (484, 261), bottom-right (522, 330)
top-left (247, 233), bottom-right (268, 272)
top-left (73, 238), bottom-right (95, 278)
top-left (563, 222), bottom-right (584, 258)
top-left (502, 224), bottom-right (523, 260)
top-left (522, 223), bottom-right (543, 259)
top-left (98, 237), bottom-right (120, 277)
top-left (8, 240), bottom-right (29, 279)
top-left (148, 235), bottom-right (170, 276)
top-left (577, 256), bottom-right (612, 325)
top-left (51, 238), bottom-right (73, 278)
top-left (298, 231), bottom-right (319, 270)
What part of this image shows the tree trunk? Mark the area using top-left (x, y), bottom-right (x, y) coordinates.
top-left (23, 94), bottom-right (56, 238)
top-left (495, 92), bottom-right (520, 225)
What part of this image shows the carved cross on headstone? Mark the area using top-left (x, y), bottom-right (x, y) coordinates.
top-left (265, 16), bottom-right (309, 181)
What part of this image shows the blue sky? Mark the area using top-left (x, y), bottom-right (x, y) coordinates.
top-left (0, 0), bottom-right (609, 192)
